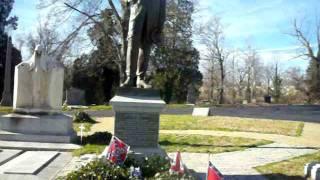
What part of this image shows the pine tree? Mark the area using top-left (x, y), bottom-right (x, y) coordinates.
top-left (151, 0), bottom-right (202, 103)
top-left (0, 0), bottom-right (21, 101)
top-left (272, 64), bottom-right (282, 103)
top-left (306, 59), bottom-right (320, 101)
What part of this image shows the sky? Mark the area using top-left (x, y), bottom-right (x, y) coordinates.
top-left (10, 0), bottom-right (320, 71)
top-left (196, 0), bottom-right (320, 70)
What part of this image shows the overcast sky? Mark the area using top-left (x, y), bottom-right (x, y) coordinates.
top-left (11, 0), bottom-right (320, 71)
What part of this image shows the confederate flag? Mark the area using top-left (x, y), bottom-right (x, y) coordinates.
top-left (170, 151), bottom-right (184, 175)
top-left (207, 161), bottom-right (223, 180)
top-left (106, 136), bottom-right (130, 165)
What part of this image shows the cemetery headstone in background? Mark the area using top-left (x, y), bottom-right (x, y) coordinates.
top-left (192, 107), bottom-right (210, 116)
top-left (66, 87), bottom-right (86, 105)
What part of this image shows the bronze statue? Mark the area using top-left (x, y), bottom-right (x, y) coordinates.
top-left (121, 0), bottom-right (166, 88)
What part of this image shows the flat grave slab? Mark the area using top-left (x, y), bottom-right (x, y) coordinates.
top-left (0, 140), bottom-right (80, 151)
top-left (1, 151), bottom-right (59, 175)
top-left (192, 107), bottom-right (210, 116)
top-left (0, 149), bottom-right (23, 166)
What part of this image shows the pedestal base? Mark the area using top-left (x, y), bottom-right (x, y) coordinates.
top-left (0, 113), bottom-right (76, 143)
top-left (130, 146), bottom-right (167, 159)
top-left (110, 88), bottom-right (165, 149)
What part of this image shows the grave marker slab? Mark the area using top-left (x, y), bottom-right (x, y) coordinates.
top-left (0, 149), bottom-right (23, 166)
top-left (2, 151), bottom-right (59, 175)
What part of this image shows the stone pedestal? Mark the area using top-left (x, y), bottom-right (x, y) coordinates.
top-left (0, 113), bottom-right (75, 143)
top-left (110, 88), bottom-right (166, 156)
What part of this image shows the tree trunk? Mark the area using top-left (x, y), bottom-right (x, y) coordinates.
top-left (219, 60), bottom-right (224, 104)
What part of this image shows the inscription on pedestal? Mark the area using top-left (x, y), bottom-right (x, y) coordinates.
top-left (115, 112), bottom-right (159, 148)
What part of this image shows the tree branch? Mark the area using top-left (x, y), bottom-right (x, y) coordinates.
top-left (64, 2), bottom-right (110, 39)
top-left (293, 20), bottom-right (315, 58)
top-left (107, 0), bottom-right (122, 23)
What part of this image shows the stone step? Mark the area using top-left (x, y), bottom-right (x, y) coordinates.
top-left (0, 130), bottom-right (74, 143)
top-left (0, 151), bottom-right (59, 175)
top-left (0, 149), bottom-right (24, 166)
top-left (0, 140), bottom-right (80, 152)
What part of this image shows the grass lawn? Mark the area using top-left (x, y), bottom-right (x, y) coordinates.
top-left (73, 144), bottom-right (105, 156)
top-left (73, 134), bottom-right (272, 156)
top-left (0, 106), bottom-right (12, 114)
top-left (159, 134), bottom-right (272, 153)
top-left (160, 115), bottom-right (304, 137)
top-left (87, 104), bottom-right (193, 110)
top-left (255, 151), bottom-right (320, 180)
top-left (87, 105), bottom-right (113, 111)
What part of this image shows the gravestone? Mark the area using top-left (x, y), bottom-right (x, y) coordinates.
top-left (242, 100), bottom-right (248, 105)
top-left (66, 87), bottom-right (86, 105)
top-left (110, 88), bottom-right (166, 157)
top-left (192, 107), bottom-right (210, 116)
top-left (0, 45), bottom-right (75, 143)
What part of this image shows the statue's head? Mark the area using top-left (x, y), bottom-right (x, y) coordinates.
top-left (34, 44), bottom-right (43, 57)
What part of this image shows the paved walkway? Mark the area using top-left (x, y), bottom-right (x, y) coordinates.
top-left (91, 118), bottom-right (320, 179)
top-left (169, 143), bottom-right (317, 180)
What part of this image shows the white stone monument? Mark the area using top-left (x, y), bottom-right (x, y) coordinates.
top-left (0, 45), bottom-right (75, 143)
top-left (13, 45), bottom-right (64, 113)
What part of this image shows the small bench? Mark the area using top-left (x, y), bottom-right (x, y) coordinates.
top-left (305, 162), bottom-right (320, 179)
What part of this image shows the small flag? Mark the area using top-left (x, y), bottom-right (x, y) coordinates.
top-left (170, 151), bottom-right (184, 175)
top-left (207, 161), bottom-right (223, 180)
top-left (105, 136), bottom-right (130, 165)
top-left (130, 166), bottom-right (142, 179)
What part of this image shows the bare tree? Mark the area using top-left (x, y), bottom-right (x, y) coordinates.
top-left (235, 61), bottom-right (247, 101)
top-left (199, 16), bottom-right (229, 104)
top-left (291, 19), bottom-right (320, 64)
top-left (263, 64), bottom-right (274, 96)
top-left (37, 0), bottom-right (130, 82)
top-left (289, 19), bottom-right (320, 101)
top-left (242, 46), bottom-right (261, 102)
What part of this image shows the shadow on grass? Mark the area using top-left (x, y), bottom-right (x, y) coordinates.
top-left (159, 140), bottom-right (263, 148)
top-left (209, 105), bottom-right (320, 123)
top-left (74, 131), bottom-right (112, 145)
top-left (261, 174), bottom-right (306, 180)
top-left (159, 140), bottom-right (320, 150)
top-left (196, 173), bottom-right (304, 180)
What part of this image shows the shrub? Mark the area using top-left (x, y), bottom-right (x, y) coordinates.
top-left (124, 155), bottom-right (171, 178)
top-left (61, 159), bottom-right (129, 180)
top-left (153, 171), bottom-right (196, 180)
top-left (61, 155), bottom-right (195, 180)
top-left (73, 111), bottom-right (96, 123)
